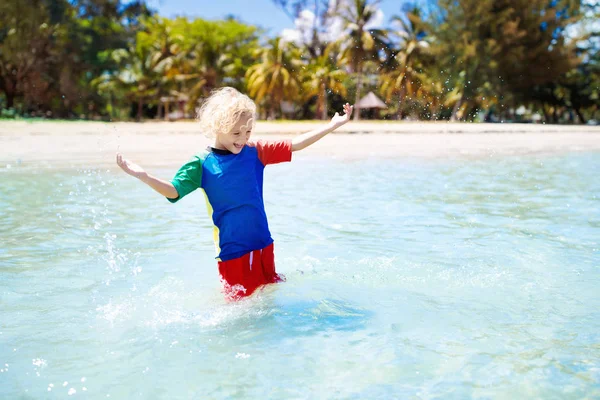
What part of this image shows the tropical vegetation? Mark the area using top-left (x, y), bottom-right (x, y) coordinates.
top-left (0, 0), bottom-right (598, 123)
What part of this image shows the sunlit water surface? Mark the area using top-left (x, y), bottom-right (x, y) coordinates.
top-left (1, 150), bottom-right (599, 399)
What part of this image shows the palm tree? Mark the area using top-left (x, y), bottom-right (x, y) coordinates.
top-left (380, 8), bottom-right (429, 119)
top-left (102, 40), bottom-right (175, 120)
top-left (161, 18), bottom-right (260, 115)
top-left (301, 45), bottom-right (348, 119)
top-left (246, 37), bottom-right (302, 119)
top-left (338, 0), bottom-right (388, 120)
top-left (174, 41), bottom-right (231, 112)
top-left (92, 18), bottom-right (181, 121)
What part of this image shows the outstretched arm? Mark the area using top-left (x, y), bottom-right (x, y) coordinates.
top-left (291, 103), bottom-right (353, 152)
top-left (116, 153), bottom-right (179, 199)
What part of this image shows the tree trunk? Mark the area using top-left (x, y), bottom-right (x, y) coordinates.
top-left (2, 77), bottom-right (17, 109)
top-left (431, 103), bottom-right (440, 121)
top-left (397, 85), bottom-right (406, 120)
top-left (541, 104), bottom-right (550, 123)
top-left (269, 104), bottom-right (276, 120)
top-left (5, 92), bottom-right (14, 109)
top-left (137, 99), bottom-right (143, 121)
top-left (320, 82), bottom-right (328, 120)
top-left (278, 99), bottom-right (283, 120)
top-left (354, 69), bottom-right (363, 121)
top-left (450, 93), bottom-right (464, 122)
top-left (574, 107), bottom-right (586, 124)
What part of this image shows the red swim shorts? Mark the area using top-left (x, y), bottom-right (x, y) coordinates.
top-left (217, 243), bottom-right (285, 299)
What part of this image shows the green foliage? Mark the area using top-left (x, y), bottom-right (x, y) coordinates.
top-left (337, 0), bottom-right (389, 120)
top-left (94, 16), bottom-right (262, 120)
top-left (301, 44), bottom-right (348, 120)
top-left (424, 0), bottom-right (586, 121)
top-left (0, 0), bottom-right (150, 119)
top-left (0, 108), bottom-right (18, 119)
top-left (380, 7), bottom-right (431, 119)
top-left (0, 0), bottom-right (596, 122)
top-left (246, 37), bottom-right (303, 119)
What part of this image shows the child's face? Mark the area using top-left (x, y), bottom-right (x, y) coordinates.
top-left (215, 114), bottom-right (253, 154)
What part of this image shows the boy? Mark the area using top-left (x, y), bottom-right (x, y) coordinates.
top-left (117, 87), bottom-right (353, 299)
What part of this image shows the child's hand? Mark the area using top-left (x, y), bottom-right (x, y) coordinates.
top-left (330, 103), bottom-right (353, 127)
top-left (116, 153), bottom-right (147, 179)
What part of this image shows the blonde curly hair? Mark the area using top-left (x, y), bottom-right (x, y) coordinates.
top-left (196, 87), bottom-right (257, 137)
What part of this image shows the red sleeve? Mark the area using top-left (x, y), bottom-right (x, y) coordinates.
top-left (251, 139), bottom-right (292, 166)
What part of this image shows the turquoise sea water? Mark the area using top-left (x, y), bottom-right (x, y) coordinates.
top-left (1, 150), bottom-right (599, 399)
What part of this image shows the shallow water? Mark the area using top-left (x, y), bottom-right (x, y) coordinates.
top-left (1, 151), bottom-right (599, 399)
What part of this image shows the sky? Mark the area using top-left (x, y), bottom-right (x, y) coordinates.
top-left (146, 0), bottom-right (412, 35)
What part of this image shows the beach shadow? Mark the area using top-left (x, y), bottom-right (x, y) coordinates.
top-left (238, 295), bottom-right (372, 340)
top-left (139, 280), bottom-right (373, 344)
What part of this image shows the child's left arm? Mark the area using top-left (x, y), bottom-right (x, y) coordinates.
top-left (291, 103), bottom-right (353, 152)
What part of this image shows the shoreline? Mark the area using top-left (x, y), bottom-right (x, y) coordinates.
top-left (1, 121), bottom-right (599, 168)
top-left (0, 120), bottom-right (598, 135)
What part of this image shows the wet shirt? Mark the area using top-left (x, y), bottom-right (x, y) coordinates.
top-left (168, 140), bottom-right (292, 261)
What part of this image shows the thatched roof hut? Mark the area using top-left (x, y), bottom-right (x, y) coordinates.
top-left (356, 92), bottom-right (387, 109)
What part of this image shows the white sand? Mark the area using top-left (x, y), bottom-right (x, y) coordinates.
top-left (1, 121), bottom-right (598, 167)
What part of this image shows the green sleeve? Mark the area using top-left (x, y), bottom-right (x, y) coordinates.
top-left (167, 154), bottom-right (204, 203)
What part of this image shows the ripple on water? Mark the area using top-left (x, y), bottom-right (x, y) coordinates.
top-left (1, 153), bottom-right (599, 398)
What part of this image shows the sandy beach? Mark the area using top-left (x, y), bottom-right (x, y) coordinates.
top-left (1, 120), bottom-right (599, 167)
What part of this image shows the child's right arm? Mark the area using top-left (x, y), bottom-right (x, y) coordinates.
top-left (116, 153), bottom-right (179, 199)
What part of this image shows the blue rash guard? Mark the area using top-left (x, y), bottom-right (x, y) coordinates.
top-left (167, 139), bottom-right (292, 261)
